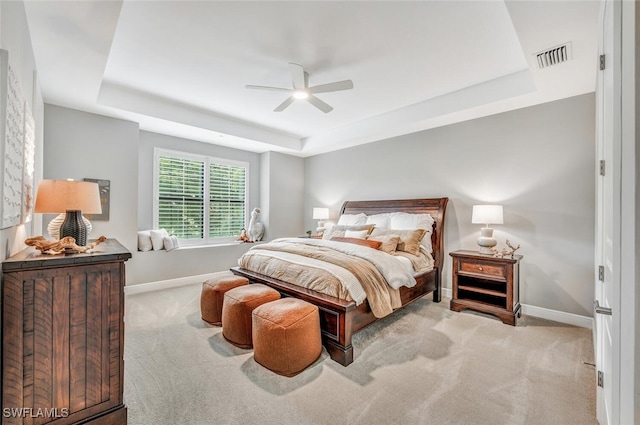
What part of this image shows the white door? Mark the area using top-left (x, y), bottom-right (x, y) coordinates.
top-left (594, 0), bottom-right (621, 423)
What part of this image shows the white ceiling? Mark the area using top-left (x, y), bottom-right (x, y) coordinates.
top-left (23, 0), bottom-right (600, 157)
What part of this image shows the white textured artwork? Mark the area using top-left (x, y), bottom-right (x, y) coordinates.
top-left (1, 62), bottom-right (25, 228)
top-left (0, 50), bottom-right (25, 229)
top-left (22, 103), bottom-right (35, 223)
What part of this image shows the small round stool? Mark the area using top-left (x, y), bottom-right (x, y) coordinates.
top-left (252, 298), bottom-right (322, 377)
top-left (200, 274), bottom-right (249, 326)
top-left (222, 284), bottom-right (280, 348)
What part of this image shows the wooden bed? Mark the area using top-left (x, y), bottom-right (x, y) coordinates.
top-left (231, 197), bottom-right (448, 366)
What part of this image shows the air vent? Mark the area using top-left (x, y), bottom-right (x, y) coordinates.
top-left (534, 42), bottom-right (572, 69)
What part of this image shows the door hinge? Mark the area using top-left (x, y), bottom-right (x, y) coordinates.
top-left (598, 265), bottom-right (605, 281)
top-left (599, 160), bottom-right (605, 176)
top-left (599, 54), bottom-right (606, 70)
top-left (597, 370), bottom-right (604, 387)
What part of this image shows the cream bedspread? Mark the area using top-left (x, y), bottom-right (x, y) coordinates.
top-left (237, 238), bottom-right (432, 318)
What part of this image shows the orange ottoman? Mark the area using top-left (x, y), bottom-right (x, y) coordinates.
top-left (222, 284), bottom-right (280, 348)
top-left (200, 274), bottom-right (249, 326)
top-left (252, 298), bottom-right (322, 377)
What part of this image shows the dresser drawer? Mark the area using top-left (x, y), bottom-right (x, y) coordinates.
top-left (458, 259), bottom-right (506, 280)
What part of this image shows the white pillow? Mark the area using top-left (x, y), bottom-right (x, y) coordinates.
top-left (337, 213), bottom-right (367, 226)
top-left (389, 213), bottom-right (435, 253)
top-left (389, 212), bottom-right (434, 230)
top-left (163, 235), bottom-right (179, 251)
top-left (365, 213), bottom-right (391, 229)
top-left (137, 230), bottom-right (152, 252)
top-left (150, 229), bottom-right (169, 251)
top-left (344, 229), bottom-right (368, 239)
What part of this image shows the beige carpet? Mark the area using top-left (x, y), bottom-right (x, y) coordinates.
top-left (124, 282), bottom-right (597, 425)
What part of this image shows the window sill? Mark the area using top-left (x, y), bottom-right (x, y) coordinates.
top-left (137, 240), bottom-right (262, 253)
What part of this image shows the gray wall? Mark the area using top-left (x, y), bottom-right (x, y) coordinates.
top-left (259, 151), bottom-right (305, 240)
top-left (40, 108), bottom-right (307, 286)
top-left (304, 93), bottom-right (596, 317)
top-left (43, 105), bottom-right (139, 252)
top-left (0, 1), bottom-right (44, 261)
top-left (133, 131), bottom-right (264, 284)
top-left (137, 131), bottom-right (262, 230)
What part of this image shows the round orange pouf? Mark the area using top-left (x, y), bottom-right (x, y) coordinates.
top-left (200, 274), bottom-right (249, 326)
top-left (252, 298), bottom-right (322, 377)
top-left (222, 284), bottom-right (280, 348)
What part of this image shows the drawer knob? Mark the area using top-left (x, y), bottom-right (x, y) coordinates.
top-left (478, 266), bottom-right (483, 271)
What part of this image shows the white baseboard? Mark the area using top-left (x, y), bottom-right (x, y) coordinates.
top-left (127, 280), bottom-right (593, 329)
top-left (440, 287), bottom-right (593, 329)
top-left (125, 271), bottom-right (231, 295)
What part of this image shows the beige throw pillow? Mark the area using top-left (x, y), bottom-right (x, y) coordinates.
top-left (367, 233), bottom-right (400, 254)
top-left (370, 228), bottom-right (426, 256)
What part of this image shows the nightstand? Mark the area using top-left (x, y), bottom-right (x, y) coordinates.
top-left (449, 250), bottom-right (522, 325)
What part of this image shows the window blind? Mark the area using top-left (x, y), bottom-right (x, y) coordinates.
top-left (155, 149), bottom-right (248, 244)
top-left (209, 163), bottom-right (246, 238)
top-left (157, 156), bottom-right (204, 239)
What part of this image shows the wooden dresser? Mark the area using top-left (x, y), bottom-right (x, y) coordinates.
top-left (2, 239), bottom-right (131, 425)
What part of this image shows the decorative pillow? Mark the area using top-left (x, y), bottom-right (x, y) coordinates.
top-left (389, 213), bottom-right (435, 253)
top-left (365, 213), bottom-right (392, 229)
top-left (323, 224), bottom-right (375, 240)
top-left (369, 228), bottom-right (426, 256)
top-left (367, 233), bottom-right (400, 254)
top-left (137, 230), bottom-right (152, 252)
top-left (344, 229), bottom-right (368, 239)
top-left (163, 235), bottom-right (179, 251)
top-left (331, 237), bottom-right (382, 250)
top-left (150, 229), bottom-right (169, 251)
top-left (337, 213), bottom-right (367, 226)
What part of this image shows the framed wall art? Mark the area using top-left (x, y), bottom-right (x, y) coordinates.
top-left (83, 178), bottom-right (110, 221)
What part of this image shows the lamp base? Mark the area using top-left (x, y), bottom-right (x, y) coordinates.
top-left (476, 227), bottom-right (497, 254)
top-left (48, 213), bottom-right (92, 240)
top-left (60, 210), bottom-right (88, 247)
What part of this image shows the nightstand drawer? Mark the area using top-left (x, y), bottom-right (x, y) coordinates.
top-left (458, 260), bottom-right (506, 280)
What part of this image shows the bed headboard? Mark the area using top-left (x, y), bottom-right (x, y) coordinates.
top-left (339, 198), bottom-right (449, 271)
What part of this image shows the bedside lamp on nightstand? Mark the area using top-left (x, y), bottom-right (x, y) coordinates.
top-left (472, 204), bottom-right (503, 254)
top-left (313, 207), bottom-right (329, 235)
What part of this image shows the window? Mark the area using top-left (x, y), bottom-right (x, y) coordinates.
top-left (154, 148), bottom-right (248, 245)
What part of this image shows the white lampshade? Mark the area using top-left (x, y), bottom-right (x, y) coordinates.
top-left (471, 205), bottom-right (504, 226)
top-left (312, 207), bottom-right (329, 220)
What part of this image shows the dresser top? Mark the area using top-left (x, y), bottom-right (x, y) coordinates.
top-left (2, 238), bottom-right (132, 272)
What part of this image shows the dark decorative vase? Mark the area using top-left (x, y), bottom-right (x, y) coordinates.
top-left (60, 210), bottom-right (87, 246)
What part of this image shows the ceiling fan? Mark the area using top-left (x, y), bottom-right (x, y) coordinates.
top-left (246, 63), bottom-right (354, 113)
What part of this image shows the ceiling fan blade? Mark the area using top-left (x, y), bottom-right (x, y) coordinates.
top-left (245, 85), bottom-right (291, 92)
top-left (307, 95), bottom-right (333, 113)
top-left (274, 96), bottom-right (295, 112)
top-left (289, 63), bottom-right (306, 90)
top-left (309, 80), bottom-right (354, 94)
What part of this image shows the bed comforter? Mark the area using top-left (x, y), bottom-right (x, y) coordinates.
top-left (237, 237), bottom-right (431, 318)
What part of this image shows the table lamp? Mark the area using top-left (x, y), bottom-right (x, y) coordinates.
top-left (312, 207), bottom-right (330, 234)
top-left (34, 180), bottom-right (102, 247)
top-left (471, 205), bottom-right (503, 254)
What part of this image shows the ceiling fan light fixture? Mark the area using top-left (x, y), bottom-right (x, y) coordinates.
top-left (246, 63), bottom-right (353, 113)
top-left (293, 90), bottom-right (309, 100)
